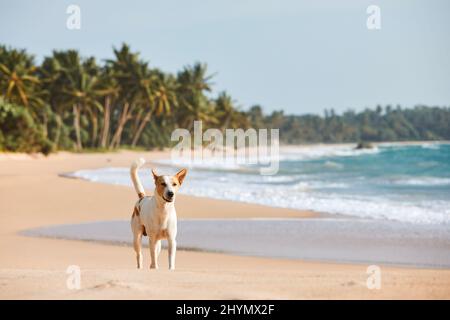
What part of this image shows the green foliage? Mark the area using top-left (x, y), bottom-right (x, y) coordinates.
top-left (266, 106), bottom-right (450, 144)
top-left (0, 98), bottom-right (53, 154)
top-left (0, 44), bottom-right (449, 155)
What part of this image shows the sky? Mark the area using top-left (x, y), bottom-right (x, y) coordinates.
top-left (0, 0), bottom-right (449, 115)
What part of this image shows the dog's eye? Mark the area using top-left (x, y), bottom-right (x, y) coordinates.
top-left (172, 183), bottom-right (177, 187)
top-left (161, 183), bottom-right (167, 187)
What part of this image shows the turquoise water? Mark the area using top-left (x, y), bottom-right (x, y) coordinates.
top-left (281, 144), bottom-right (450, 203)
top-left (270, 143), bottom-right (450, 223)
top-left (71, 143), bottom-right (450, 224)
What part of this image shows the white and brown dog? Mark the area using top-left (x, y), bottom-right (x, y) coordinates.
top-left (130, 158), bottom-right (187, 270)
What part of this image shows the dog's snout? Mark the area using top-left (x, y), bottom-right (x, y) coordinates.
top-left (167, 191), bottom-right (174, 198)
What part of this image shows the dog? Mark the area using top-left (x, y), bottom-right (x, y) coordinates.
top-left (130, 158), bottom-right (187, 270)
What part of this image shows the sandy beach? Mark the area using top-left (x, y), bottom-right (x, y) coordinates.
top-left (1, 150), bottom-right (450, 299)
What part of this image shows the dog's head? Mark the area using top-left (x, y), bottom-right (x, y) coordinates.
top-left (152, 168), bottom-right (187, 203)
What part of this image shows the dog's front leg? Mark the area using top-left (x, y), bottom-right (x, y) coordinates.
top-left (156, 240), bottom-right (161, 258)
top-left (149, 236), bottom-right (159, 269)
top-left (168, 237), bottom-right (176, 270)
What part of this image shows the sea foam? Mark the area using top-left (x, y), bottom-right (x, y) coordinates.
top-left (68, 143), bottom-right (450, 225)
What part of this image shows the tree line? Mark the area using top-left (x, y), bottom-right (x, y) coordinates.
top-left (249, 104), bottom-right (450, 144)
top-left (0, 44), bottom-right (449, 154)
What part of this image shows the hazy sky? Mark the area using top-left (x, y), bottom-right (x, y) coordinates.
top-left (1, 0), bottom-right (449, 115)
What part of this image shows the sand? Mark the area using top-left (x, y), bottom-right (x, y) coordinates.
top-left (0, 150), bottom-right (449, 299)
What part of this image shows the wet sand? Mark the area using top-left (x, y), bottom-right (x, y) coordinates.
top-left (23, 218), bottom-right (450, 268)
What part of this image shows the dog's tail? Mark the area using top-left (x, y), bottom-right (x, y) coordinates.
top-left (130, 158), bottom-right (146, 199)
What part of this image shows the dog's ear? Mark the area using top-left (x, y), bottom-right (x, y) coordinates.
top-left (151, 169), bottom-right (159, 181)
top-left (175, 168), bottom-right (187, 185)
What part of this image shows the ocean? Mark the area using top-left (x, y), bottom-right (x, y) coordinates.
top-left (70, 142), bottom-right (450, 225)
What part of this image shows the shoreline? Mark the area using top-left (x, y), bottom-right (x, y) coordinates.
top-left (21, 217), bottom-right (450, 269)
top-left (1, 139), bottom-right (449, 160)
top-left (1, 149), bottom-right (450, 299)
top-left (62, 141), bottom-right (450, 225)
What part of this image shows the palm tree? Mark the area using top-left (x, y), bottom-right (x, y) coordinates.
top-left (131, 70), bottom-right (178, 146)
top-left (0, 46), bottom-right (42, 108)
top-left (97, 65), bottom-right (120, 148)
top-left (107, 43), bottom-right (154, 149)
top-left (0, 45), bottom-right (45, 126)
top-left (0, 46), bottom-right (52, 141)
top-left (40, 54), bottom-right (66, 145)
top-left (1, 45), bottom-right (258, 152)
top-left (79, 57), bottom-right (106, 147)
top-left (176, 62), bottom-right (216, 129)
top-left (42, 50), bottom-right (104, 150)
top-left (215, 91), bottom-right (235, 131)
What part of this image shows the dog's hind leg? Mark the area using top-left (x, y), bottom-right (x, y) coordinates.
top-left (133, 229), bottom-right (143, 269)
top-left (131, 213), bottom-right (144, 269)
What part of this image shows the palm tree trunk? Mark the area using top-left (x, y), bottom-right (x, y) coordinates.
top-left (99, 96), bottom-right (111, 148)
top-left (53, 113), bottom-right (62, 147)
top-left (220, 113), bottom-right (232, 132)
top-left (42, 112), bottom-right (48, 138)
top-left (85, 107), bottom-right (99, 147)
top-left (132, 109), bottom-right (144, 138)
top-left (109, 102), bottom-right (130, 149)
top-left (73, 104), bottom-right (82, 151)
top-left (131, 111), bottom-right (152, 147)
top-left (91, 112), bottom-right (98, 147)
top-left (187, 117), bottom-right (195, 131)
